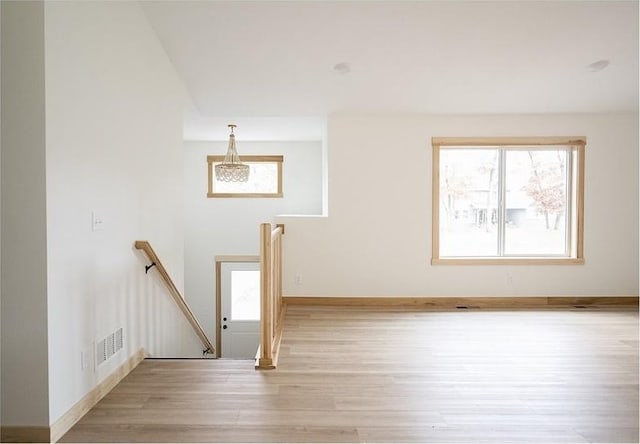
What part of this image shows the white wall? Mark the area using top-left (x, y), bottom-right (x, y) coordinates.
top-left (0, 0), bottom-right (3, 425)
top-left (184, 140), bottom-right (322, 341)
top-left (278, 113), bottom-right (639, 297)
top-left (1, 1), bottom-right (50, 427)
top-left (42, 1), bottom-right (200, 425)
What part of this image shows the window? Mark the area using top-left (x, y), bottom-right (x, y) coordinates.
top-left (432, 137), bottom-right (585, 264)
top-left (230, 270), bottom-right (260, 321)
top-left (207, 155), bottom-right (283, 198)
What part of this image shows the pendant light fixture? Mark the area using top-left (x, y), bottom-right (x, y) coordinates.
top-left (214, 124), bottom-right (250, 182)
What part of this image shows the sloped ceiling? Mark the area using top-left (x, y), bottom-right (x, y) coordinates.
top-left (141, 1), bottom-right (638, 140)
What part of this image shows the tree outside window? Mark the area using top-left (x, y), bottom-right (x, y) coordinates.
top-left (432, 137), bottom-right (585, 264)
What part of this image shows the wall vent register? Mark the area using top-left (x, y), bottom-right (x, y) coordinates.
top-left (96, 327), bottom-right (124, 366)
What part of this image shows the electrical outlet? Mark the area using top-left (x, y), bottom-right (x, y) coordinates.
top-left (295, 274), bottom-right (302, 285)
top-left (507, 274), bottom-right (514, 285)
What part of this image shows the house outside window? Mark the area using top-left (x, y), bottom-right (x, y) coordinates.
top-left (432, 137), bottom-right (585, 265)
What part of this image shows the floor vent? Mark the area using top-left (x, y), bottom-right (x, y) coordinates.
top-left (456, 306), bottom-right (469, 309)
top-left (96, 328), bottom-right (124, 366)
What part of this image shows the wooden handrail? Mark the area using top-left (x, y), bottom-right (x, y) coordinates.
top-left (256, 223), bottom-right (285, 369)
top-left (134, 240), bottom-right (215, 355)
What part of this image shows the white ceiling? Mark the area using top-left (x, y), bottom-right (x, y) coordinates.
top-left (141, 1), bottom-right (639, 140)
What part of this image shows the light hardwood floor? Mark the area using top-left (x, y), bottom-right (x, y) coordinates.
top-left (61, 306), bottom-right (639, 443)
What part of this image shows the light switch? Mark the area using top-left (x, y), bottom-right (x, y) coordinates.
top-left (92, 211), bottom-right (105, 231)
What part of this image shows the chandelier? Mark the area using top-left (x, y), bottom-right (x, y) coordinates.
top-left (215, 124), bottom-right (250, 182)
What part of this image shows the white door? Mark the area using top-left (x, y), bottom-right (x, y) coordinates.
top-left (220, 262), bottom-right (260, 359)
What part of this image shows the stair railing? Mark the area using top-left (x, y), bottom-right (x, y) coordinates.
top-left (256, 223), bottom-right (285, 369)
top-left (135, 240), bottom-right (215, 356)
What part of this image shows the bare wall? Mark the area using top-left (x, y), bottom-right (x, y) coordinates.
top-left (1, 0), bottom-right (50, 427)
top-left (278, 113), bottom-right (639, 297)
top-left (44, 1), bottom-right (201, 425)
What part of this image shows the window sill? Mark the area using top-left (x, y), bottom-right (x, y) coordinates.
top-left (207, 192), bottom-right (283, 198)
top-left (431, 257), bottom-right (585, 265)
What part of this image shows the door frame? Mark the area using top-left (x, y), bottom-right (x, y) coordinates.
top-left (214, 255), bottom-right (260, 358)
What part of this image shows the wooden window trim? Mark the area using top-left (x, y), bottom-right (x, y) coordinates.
top-left (431, 137), bottom-right (585, 265)
top-left (207, 155), bottom-right (283, 198)
top-left (432, 136), bottom-right (587, 148)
